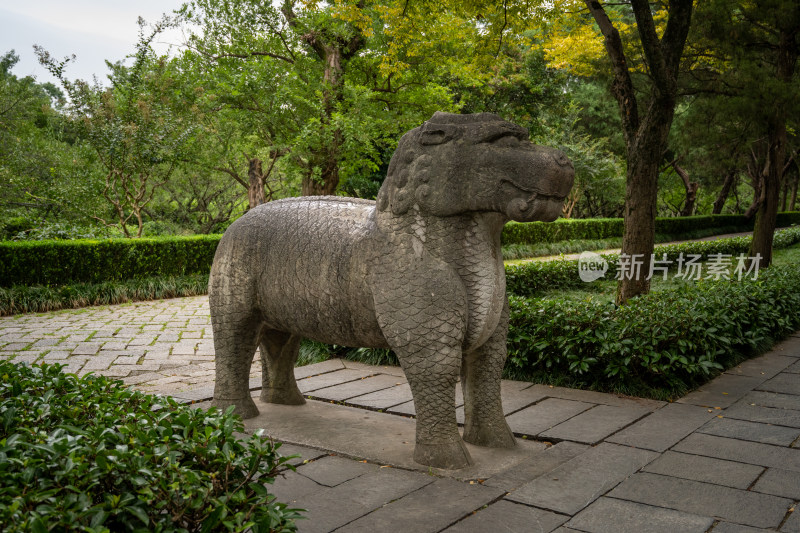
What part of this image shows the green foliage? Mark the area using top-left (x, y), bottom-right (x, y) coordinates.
top-left (506, 263), bottom-right (800, 397)
top-left (502, 237), bottom-right (623, 261)
top-left (0, 236), bottom-right (220, 287)
top-left (0, 361), bottom-right (302, 532)
top-left (502, 212), bottom-right (800, 245)
top-left (0, 274), bottom-right (209, 316)
top-left (36, 22), bottom-right (202, 238)
top-left (503, 217), bottom-right (623, 244)
top-left (506, 226), bottom-right (800, 297)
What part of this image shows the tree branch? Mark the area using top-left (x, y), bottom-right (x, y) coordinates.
top-left (584, 0), bottom-right (640, 144)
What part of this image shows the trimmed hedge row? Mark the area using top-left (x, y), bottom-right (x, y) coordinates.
top-left (4, 212), bottom-right (800, 287)
top-left (0, 236), bottom-right (220, 287)
top-left (501, 212), bottom-right (800, 245)
top-left (506, 263), bottom-right (800, 396)
top-left (506, 226), bottom-right (800, 297)
top-left (0, 361), bottom-right (302, 532)
top-left (0, 274), bottom-right (210, 316)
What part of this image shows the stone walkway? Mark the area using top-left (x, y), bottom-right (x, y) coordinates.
top-left (1, 296), bottom-right (800, 532)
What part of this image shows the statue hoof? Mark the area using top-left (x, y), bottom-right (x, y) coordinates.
top-left (462, 420), bottom-right (517, 449)
top-left (260, 387), bottom-right (306, 405)
top-left (211, 396), bottom-right (259, 419)
top-left (414, 439), bottom-right (473, 470)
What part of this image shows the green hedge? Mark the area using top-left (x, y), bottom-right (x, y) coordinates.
top-left (506, 263), bottom-right (800, 397)
top-left (0, 361), bottom-right (302, 532)
top-left (4, 212), bottom-right (800, 287)
top-left (506, 226), bottom-right (800, 298)
top-left (0, 274), bottom-right (210, 316)
top-left (501, 212), bottom-right (800, 245)
top-left (0, 236), bottom-right (220, 287)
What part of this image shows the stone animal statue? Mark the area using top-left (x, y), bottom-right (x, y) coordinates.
top-left (209, 112), bottom-right (574, 469)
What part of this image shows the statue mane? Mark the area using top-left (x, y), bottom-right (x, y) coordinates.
top-left (376, 112), bottom-right (529, 216)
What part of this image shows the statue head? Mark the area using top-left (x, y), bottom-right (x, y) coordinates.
top-left (376, 112), bottom-right (574, 222)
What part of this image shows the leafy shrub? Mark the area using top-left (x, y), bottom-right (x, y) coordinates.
top-left (0, 274), bottom-right (210, 316)
top-left (501, 211), bottom-right (800, 245)
top-left (506, 226), bottom-right (800, 297)
top-left (9, 223), bottom-right (122, 241)
top-left (506, 263), bottom-right (800, 397)
top-left (0, 362), bottom-right (302, 532)
top-left (0, 236), bottom-right (221, 287)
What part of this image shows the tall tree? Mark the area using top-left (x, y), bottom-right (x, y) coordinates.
top-left (177, 0), bottom-right (453, 201)
top-left (581, 0), bottom-right (693, 303)
top-left (746, 2), bottom-right (800, 267)
top-left (686, 0), bottom-right (800, 264)
top-left (37, 22), bottom-right (199, 238)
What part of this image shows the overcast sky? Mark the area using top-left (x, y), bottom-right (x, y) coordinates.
top-left (0, 0), bottom-right (186, 85)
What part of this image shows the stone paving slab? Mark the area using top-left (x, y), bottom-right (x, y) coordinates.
top-left (272, 467), bottom-right (434, 533)
top-left (642, 450), bottom-right (763, 489)
top-left (757, 373), bottom-right (800, 396)
top-left (345, 383), bottom-right (414, 410)
top-left (294, 455), bottom-right (375, 487)
top-left (726, 354), bottom-right (798, 379)
top-left (565, 497), bottom-right (715, 533)
top-left (305, 373), bottom-right (407, 402)
top-left (335, 478), bottom-right (505, 533)
top-left (608, 472), bottom-right (793, 529)
top-left (297, 369), bottom-right (378, 394)
top-left (672, 433), bottom-right (800, 472)
top-left (772, 335), bottom-right (800, 355)
top-left (506, 442), bottom-right (658, 515)
top-left (505, 398), bottom-right (595, 437)
top-left (482, 441), bottom-right (588, 492)
top-left (723, 402), bottom-right (800, 428)
top-left (540, 403), bottom-right (651, 445)
top-left (739, 390), bottom-right (800, 411)
top-left (606, 402), bottom-right (716, 452)
top-left (751, 467), bottom-right (800, 500)
top-left (697, 417), bottom-right (800, 447)
top-left (442, 499), bottom-right (568, 533)
top-left (678, 374), bottom-right (769, 408)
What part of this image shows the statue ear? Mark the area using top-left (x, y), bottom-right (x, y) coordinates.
top-left (418, 123), bottom-right (457, 145)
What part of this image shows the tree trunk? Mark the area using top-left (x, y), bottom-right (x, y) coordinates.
top-left (584, 0), bottom-right (693, 304)
top-left (248, 157), bottom-right (266, 209)
top-left (749, 19), bottom-right (799, 268)
top-left (671, 161), bottom-right (699, 216)
top-left (743, 172), bottom-right (764, 219)
top-left (617, 107), bottom-right (674, 304)
top-left (283, 2), bottom-right (363, 198)
top-left (712, 170), bottom-right (736, 214)
top-left (790, 169), bottom-right (799, 211)
top-left (781, 171), bottom-right (789, 212)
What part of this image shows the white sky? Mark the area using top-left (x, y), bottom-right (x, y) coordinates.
top-left (0, 0), bottom-right (187, 85)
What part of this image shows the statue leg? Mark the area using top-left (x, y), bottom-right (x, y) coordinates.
top-left (259, 330), bottom-right (305, 405)
top-left (209, 297), bottom-right (261, 419)
top-left (397, 341), bottom-right (473, 469)
top-left (370, 251), bottom-right (472, 469)
top-left (461, 298), bottom-right (516, 448)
